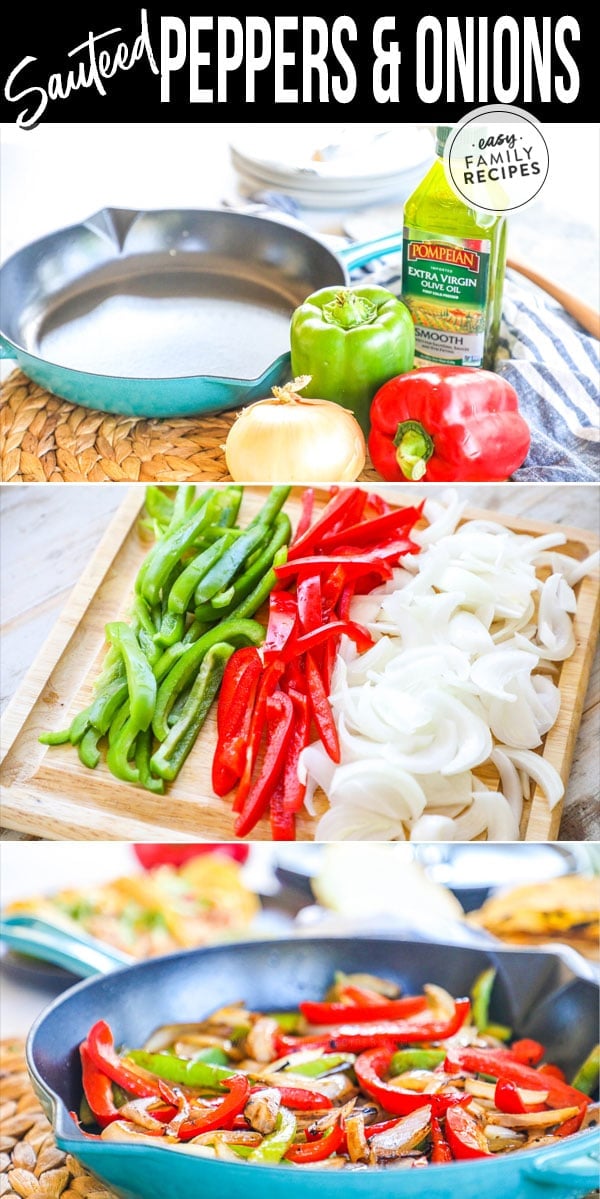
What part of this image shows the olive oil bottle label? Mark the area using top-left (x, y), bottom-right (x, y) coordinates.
top-left (402, 226), bottom-right (491, 366)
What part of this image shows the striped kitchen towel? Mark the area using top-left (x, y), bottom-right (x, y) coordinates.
top-left (245, 192), bottom-right (600, 482)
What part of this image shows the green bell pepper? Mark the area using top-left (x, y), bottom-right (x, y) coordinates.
top-left (572, 1044), bottom-right (600, 1095)
top-left (126, 1049), bottom-right (235, 1090)
top-left (247, 1108), bottom-right (297, 1164)
top-left (290, 285), bottom-right (415, 435)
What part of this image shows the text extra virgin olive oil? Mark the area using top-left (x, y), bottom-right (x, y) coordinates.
top-left (402, 125), bottom-right (507, 369)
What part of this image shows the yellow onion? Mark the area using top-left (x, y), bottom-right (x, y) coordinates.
top-left (224, 377), bottom-right (366, 483)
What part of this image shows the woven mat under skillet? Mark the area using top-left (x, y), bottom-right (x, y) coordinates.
top-left (0, 1038), bottom-right (117, 1197)
top-left (0, 371), bottom-right (382, 485)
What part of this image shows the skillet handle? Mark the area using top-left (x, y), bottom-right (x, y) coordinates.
top-left (0, 334), bottom-right (17, 359)
top-left (339, 232), bottom-right (403, 272)
top-left (522, 1133), bottom-right (600, 1188)
top-left (0, 914), bottom-right (133, 977)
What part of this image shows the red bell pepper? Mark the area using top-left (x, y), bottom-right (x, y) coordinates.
top-left (368, 366), bottom-right (531, 483)
top-left (133, 844), bottom-right (250, 868)
top-left (281, 688), bottom-right (310, 814)
top-left (80, 1042), bottom-right (121, 1128)
top-left (445, 1048), bottom-right (590, 1111)
top-left (234, 691), bottom-right (295, 837)
top-left (269, 775), bottom-right (295, 841)
top-left (538, 1063), bottom-right (567, 1083)
top-left (494, 1078), bottom-right (546, 1115)
top-left (176, 1074), bottom-right (250, 1141)
top-left (232, 661), bottom-right (284, 814)
top-left (250, 1083), bottom-right (332, 1111)
top-left (285, 1122), bottom-right (344, 1163)
top-left (287, 619), bottom-right (374, 660)
top-left (299, 996), bottom-right (428, 1024)
top-left (290, 487), bottom-right (314, 546)
top-left (444, 1106), bottom-right (492, 1159)
top-left (510, 1038), bottom-right (546, 1066)
top-left (212, 648), bottom-right (262, 796)
top-left (277, 998), bottom-right (470, 1055)
top-left (263, 593), bottom-right (298, 662)
top-left (296, 575), bottom-right (322, 632)
top-left (85, 1021), bottom-right (176, 1103)
top-left (287, 488), bottom-right (365, 559)
top-left (275, 556), bottom-right (393, 584)
top-left (306, 652), bottom-right (340, 763)
top-left (319, 505), bottom-right (423, 551)
top-left (431, 1114), bottom-right (453, 1163)
top-left (354, 1047), bottom-right (469, 1118)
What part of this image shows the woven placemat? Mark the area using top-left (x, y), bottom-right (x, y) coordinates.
top-left (0, 1038), bottom-right (117, 1198)
top-left (0, 371), bottom-right (381, 485)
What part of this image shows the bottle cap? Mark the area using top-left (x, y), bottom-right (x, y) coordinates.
top-left (435, 126), bottom-right (453, 156)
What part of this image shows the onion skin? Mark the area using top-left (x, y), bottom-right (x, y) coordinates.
top-left (224, 381), bottom-right (366, 483)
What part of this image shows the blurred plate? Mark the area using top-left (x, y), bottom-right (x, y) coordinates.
top-left (417, 844), bottom-right (581, 912)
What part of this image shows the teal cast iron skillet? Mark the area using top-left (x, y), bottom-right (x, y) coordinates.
top-left (26, 935), bottom-right (600, 1199)
top-left (0, 208), bottom-right (402, 418)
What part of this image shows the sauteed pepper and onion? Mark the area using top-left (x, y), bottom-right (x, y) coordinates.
top-left (75, 970), bottom-right (598, 1169)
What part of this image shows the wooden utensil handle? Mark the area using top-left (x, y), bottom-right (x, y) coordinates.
top-left (506, 256), bottom-right (600, 340)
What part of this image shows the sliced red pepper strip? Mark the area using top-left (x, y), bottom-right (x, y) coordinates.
top-left (289, 619), bottom-right (374, 660)
top-left (263, 593), bottom-right (298, 661)
top-left (319, 504), bottom-right (423, 550)
top-left (276, 555), bottom-right (393, 583)
top-left (281, 687), bottom-right (310, 815)
top-left (538, 1063), bottom-right (567, 1083)
top-left (285, 1121), bottom-right (343, 1163)
top-left (232, 661), bottom-right (284, 814)
top-left (337, 581), bottom-right (357, 622)
top-left (445, 1048), bottom-right (590, 1110)
top-left (431, 1114), bottom-right (453, 1163)
top-left (234, 691), bottom-right (295, 837)
top-left (299, 996), bottom-right (428, 1024)
top-left (212, 648), bottom-right (262, 796)
top-left (290, 487), bottom-right (314, 547)
top-left (287, 488), bottom-right (364, 559)
top-left (176, 1074), bottom-right (250, 1141)
top-left (85, 1021), bottom-right (176, 1102)
top-left (444, 1105), bottom-right (492, 1159)
top-left (250, 1083), bottom-right (332, 1111)
top-left (354, 1047), bottom-right (469, 1118)
top-left (510, 1038), bottom-right (546, 1066)
top-left (270, 773), bottom-right (295, 841)
top-left (306, 652), bottom-right (340, 764)
top-left (555, 1108), bottom-right (586, 1137)
top-left (365, 491), bottom-right (392, 516)
top-left (216, 647), bottom-right (260, 735)
top-left (276, 1000), bottom-right (470, 1055)
top-left (80, 1042), bottom-right (121, 1128)
top-left (296, 575), bottom-right (322, 633)
top-left (494, 1078), bottom-right (546, 1115)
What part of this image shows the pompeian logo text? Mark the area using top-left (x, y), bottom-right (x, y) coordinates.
top-left (408, 243), bottom-right (480, 273)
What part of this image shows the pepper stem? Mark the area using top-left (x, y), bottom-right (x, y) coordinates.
top-left (322, 289), bottom-right (377, 330)
top-left (393, 420), bottom-right (434, 481)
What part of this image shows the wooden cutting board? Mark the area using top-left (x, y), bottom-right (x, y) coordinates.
top-left (1, 486), bottom-right (598, 842)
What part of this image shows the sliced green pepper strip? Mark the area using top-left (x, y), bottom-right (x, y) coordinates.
top-left (248, 1107), bottom-right (297, 1164)
top-left (134, 728), bottom-right (165, 795)
top-left (78, 726), bottom-right (102, 769)
top-left (39, 727), bottom-right (72, 746)
top-left (69, 706), bottom-right (93, 745)
top-left (154, 610), bottom-right (186, 649)
top-left (105, 622), bottom-right (157, 732)
top-left (127, 1050), bottom-right (234, 1089)
top-left (484, 1023), bottom-right (512, 1042)
top-left (150, 643), bottom-right (234, 781)
top-left (572, 1045), bottom-right (600, 1095)
top-left (144, 486), bottom-right (175, 531)
top-left (284, 1053), bottom-right (352, 1078)
top-left (195, 514), bottom-right (291, 621)
top-left (168, 529), bottom-right (241, 616)
top-left (152, 618), bottom-right (264, 742)
top-left (136, 490), bottom-right (215, 604)
top-left (212, 485), bottom-right (243, 528)
top-left (106, 716), bottom-right (140, 783)
top-left (226, 546), bottom-right (289, 622)
top-left (167, 484), bottom-right (197, 533)
top-left (193, 522), bottom-right (271, 606)
top-left (269, 1012), bottom-right (304, 1033)
top-left (88, 678), bottom-right (129, 735)
top-left (471, 967), bottom-right (496, 1033)
top-left (390, 1048), bottom-right (446, 1075)
top-left (248, 485), bottom-right (291, 530)
top-left (108, 701), bottom-right (130, 747)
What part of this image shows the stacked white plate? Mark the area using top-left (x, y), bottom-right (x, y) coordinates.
top-left (230, 123), bottom-right (435, 209)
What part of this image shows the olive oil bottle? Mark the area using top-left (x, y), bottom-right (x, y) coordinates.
top-left (402, 125), bottom-right (507, 369)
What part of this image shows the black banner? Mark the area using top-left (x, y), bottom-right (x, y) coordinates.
top-left (1, 9), bottom-right (595, 127)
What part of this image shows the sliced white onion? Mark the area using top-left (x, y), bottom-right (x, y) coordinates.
top-left (500, 747), bottom-right (565, 810)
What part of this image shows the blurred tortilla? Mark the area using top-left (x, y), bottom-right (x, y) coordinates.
top-left (468, 874), bottom-right (600, 960)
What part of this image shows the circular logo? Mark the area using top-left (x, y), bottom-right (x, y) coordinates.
top-left (444, 105), bottom-right (549, 213)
